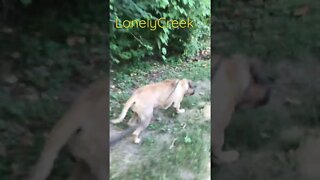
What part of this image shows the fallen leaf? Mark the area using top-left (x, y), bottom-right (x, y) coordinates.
top-left (11, 52), bottom-right (21, 59)
top-left (284, 97), bottom-right (301, 106)
top-left (2, 27), bottom-right (13, 34)
top-left (169, 138), bottom-right (177, 149)
top-left (4, 75), bottom-right (18, 84)
top-left (293, 4), bottom-right (310, 16)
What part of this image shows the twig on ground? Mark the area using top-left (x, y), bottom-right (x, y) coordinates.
top-left (182, 123), bottom-right (186, 129)
top-left (169, 138), bottom-right (177, 149)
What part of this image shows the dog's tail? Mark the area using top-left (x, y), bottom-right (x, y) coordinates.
top-left (28, 111), bottom-right (81, 180)
top-left (111, 95), bottom-right (136, 124)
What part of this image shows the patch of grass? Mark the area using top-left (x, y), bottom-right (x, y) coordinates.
top-left (225, 108), bottom-right (291, 150)
top-left (290, 94), bottom-right (320, 126)
top-left (111, 111), bottom-right (210, 180)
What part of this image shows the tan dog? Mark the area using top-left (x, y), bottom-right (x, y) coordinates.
top-left (111, 79), bottom-right (196, 143)
top-left (212, 54), bottom-right (271, 164)
top-left (28, 79), bottom-right (108, 180)
top-left (28, 78), bottom-right (195, 180)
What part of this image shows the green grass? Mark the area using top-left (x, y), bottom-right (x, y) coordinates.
top-left (110, 60), bottom-right (211, 179)
top-left (111, 116), bottom-right (210, 179)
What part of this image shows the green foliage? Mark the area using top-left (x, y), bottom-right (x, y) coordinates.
top-left (0, 1), bottom-right (107, 179)
top-left (110, 0), bottom-right (210, 65)
top-left (214, 0), bottom-right (320, 61)
top-left (20, 0), bottom-right (32, 6)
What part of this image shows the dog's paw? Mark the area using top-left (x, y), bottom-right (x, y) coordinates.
top-left (177, 108), bottom-right (185, 113)
top-left (214, 150), bottom-right (239, 164)
top-left (127, 121), bottom-right (136, 127)
top-left (133, 137), bottom-right (141, 144)
top-left (111, 119), bottom-right (121, 124)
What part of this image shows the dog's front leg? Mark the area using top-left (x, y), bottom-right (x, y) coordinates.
top-left (213, 127), bottom-right (240, 164)
top-left (212, 107), bottom-right (239, 164)
top-left (173, 98), bottom-right (185, 113)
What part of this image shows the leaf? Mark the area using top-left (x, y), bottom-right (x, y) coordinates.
top-left (161, 47), bottom-right (167, 55)
top-left (163, 27), bottom-right (170, 34)
top-left (159, 33), bottom-right (169, 45)
top-left (284, 97), bottom-right (301, 106)
top-left (159, 0), bottom-right (169, 8)
top-left (184, 136), bottom-right (192, 143)
top-left (188, 0), bottom-right (194, 6)
top-left (156, 39), bottom-right (161, 49)
top-left (4, 75), bottom-right (18, 84)
top-left (145, 44), bottom-right (153, 51)
top-left (161, 55), bottom-right (167, 61)
top-left (182, 0), bottom-right (187, 5)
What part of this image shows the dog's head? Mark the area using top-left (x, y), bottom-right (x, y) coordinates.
top-left (181, 79), bottom-right (196, 96)
top-left (236, 59), bottom-right (271, 110)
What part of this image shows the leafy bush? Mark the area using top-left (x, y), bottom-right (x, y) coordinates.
top-left (110, 0), bottom-right (210, 65)
top-left (214, 0), bottom-right (320, 61)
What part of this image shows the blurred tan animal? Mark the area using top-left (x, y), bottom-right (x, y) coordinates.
top-left (212, 54), bottom-right (271, 164)
top-left (28, 79), bottom-right (108, 180)
top-left (111, 79), bottom-right (196, 143)
top-left (29, 78), bottom-right (196, 180)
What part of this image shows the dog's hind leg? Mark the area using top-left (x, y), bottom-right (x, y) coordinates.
top-left (127, 113), bottom-right (139, 126)
top-left (212, 107), bottom-right (239, 164)
top-left (132, 110), bottom-right (153, 144)
top-left (67, 161), bottom-right (95, 180)
top-left (92, 163), bottom-right (108, 180)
